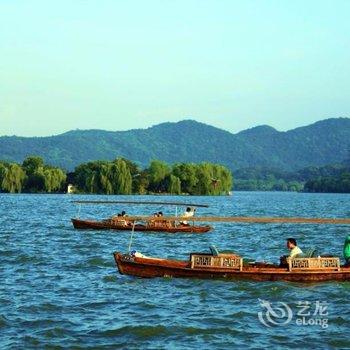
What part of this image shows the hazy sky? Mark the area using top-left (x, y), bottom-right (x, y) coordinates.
top-left (1, 0), bottom-right (349, 136)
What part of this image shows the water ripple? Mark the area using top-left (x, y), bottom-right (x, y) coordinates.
top-left (1, 193), bottom-right (350, 348)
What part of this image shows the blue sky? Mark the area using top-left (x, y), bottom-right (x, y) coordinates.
top-left (1, 0), bottom-right (349, 136)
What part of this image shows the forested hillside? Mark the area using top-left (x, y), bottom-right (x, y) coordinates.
top-left (0, 118), bottom-right (349, 172)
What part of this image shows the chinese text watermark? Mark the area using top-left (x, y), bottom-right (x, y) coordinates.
top-left (258, 299), bottom-right (329, 329)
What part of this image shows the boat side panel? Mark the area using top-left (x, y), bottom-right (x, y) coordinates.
top-left (114, 253), bottom-right (350, 282)
top-left (72, 218), bottom-right (211, 233)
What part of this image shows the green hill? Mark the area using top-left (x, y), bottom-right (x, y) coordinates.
top-left (0, 118), bottom-right (349, 171)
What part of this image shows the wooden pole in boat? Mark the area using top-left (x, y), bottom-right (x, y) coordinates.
top-left (77, 203), bottom-right (82, 218)
top-left (128, 221), bottom-right (136, 252)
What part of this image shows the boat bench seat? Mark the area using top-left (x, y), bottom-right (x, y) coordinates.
top-left (288, 257), bottom-right (340, 271)
top-left (190, 252), bottom-right (243, 270)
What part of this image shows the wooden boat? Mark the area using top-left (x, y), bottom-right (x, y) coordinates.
top-left (113, 250), bottom-right (350, 282)
top-left (72, 200), bottom-right (350, 234)
top-left (71, 218), bottom-right (211, 233)
top-left (71, 200), bottom-right (212, 233)
top-left (111, 211), bottom-right (350, 281)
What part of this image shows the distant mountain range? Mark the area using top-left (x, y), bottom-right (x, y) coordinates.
top-left (1, 118), bottom-right (349, 171)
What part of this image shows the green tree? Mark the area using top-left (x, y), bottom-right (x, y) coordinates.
top-left (167, 174), bottom-right (181, 194)
top-left (133, 170), bottom-right (149, 194)
top-left (22, 156), bottom-right (44, 175)
top-left (193, 163), bottom-right (214, 195)
top-left (119, 158), bottom-right (143, 193)
top-left (1, 163), bottom-right (26, 193)
top-left (0, 163), bottom-right (7, 191)
top-left (110, 158), bottom-right (132, 194)
top-left (44, 167), bottom-right (67, 192)
top-left (147, 160), bottom-right (170, 193)
top-left (22, 156), bottom-right (46, 192)
top-left (192, 163), bottom-right (233, 195)
top-left (74, 161), bottom-right (104, 193)
top-left (172, 163), bottom-right (198, 194)
top-left (64, 158), bottom-right (235, 195)
top-left (99, 163), bottom-right (113, 194)
top-left (211, 164), bottom-right (233, 195)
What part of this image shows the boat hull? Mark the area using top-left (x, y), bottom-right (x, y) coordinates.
top-left (72, 218), bottom-right (211, 233)
top-left (113, 252), bottom-right (350, 282)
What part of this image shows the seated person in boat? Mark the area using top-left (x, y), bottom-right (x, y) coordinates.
top-left (113, 210), bottom-right (127, 218)
top-left (149, 212), bottom-right (163, 228)
top-left (287, 238), bottom-right (303, 258)
top-left (112, 210), bottom-right (129, 226)
top-left (151, 211), bottom-right (171, 228)
top-left (180, 207), bottom-right (196, 226)
top-left (158, 211), bottom-right (173, 228)
top-left (149, 212), bottom-right (158, 226)
top-left (280, 238), bottom-right (303, 266)
top-left (111, 213), bottom-right (121, 222)
top-left (156, 212), bottom-right (163, 227)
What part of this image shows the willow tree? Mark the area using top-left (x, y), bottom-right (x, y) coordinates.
top-left (193, 163), bottom-right (214, 195)
top-left (86, 170), bottom-right (101, 193)
top-left (44, 167), bottom-right (67, 192)
top-left (110, 158), bottom-right (132, 194)
top-left (118, 158), bottom-right (143, 193)
top-left (0, 163), bottom-right (6, 191)
top-left (1, 163), bottom-right (26, 193)
top-left (99, 163), bottom-right (113, 194)
top-left (192, 162), bottom-right (232, 195)
top-left (211, 164), bottom-right (233, 195)
top-left (167, 174), bottom-right (181, 194)
top-left (147, 160), bottom-right (170, 193)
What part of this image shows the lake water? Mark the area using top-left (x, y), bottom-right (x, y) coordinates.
top-left (1, 192), bottom-right (350, 349)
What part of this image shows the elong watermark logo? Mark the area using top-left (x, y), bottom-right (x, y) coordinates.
top-left (258, 299), bottom-right (329, 329)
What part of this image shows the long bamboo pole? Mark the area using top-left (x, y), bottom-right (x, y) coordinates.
top-left (72, 200), bottom-right (209, 208)
top-left (123, 215), bottom-right (350, 225)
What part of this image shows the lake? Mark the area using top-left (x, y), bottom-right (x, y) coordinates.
top-left (1, 192), bottom-right (349, 349)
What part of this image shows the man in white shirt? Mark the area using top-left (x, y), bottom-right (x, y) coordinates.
top-left (180, 207), bottom-right (196, 225)
top-left (287, 238), bottom-right (303, 258)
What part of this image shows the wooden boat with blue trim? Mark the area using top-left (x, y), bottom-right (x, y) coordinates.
top-left (113, 248), bottom-right (350, 282)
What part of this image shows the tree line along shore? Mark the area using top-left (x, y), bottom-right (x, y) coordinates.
top-left (0, 156), bottom-right (232, 195)
top-left (0, 156), bottom-right (349, 194)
